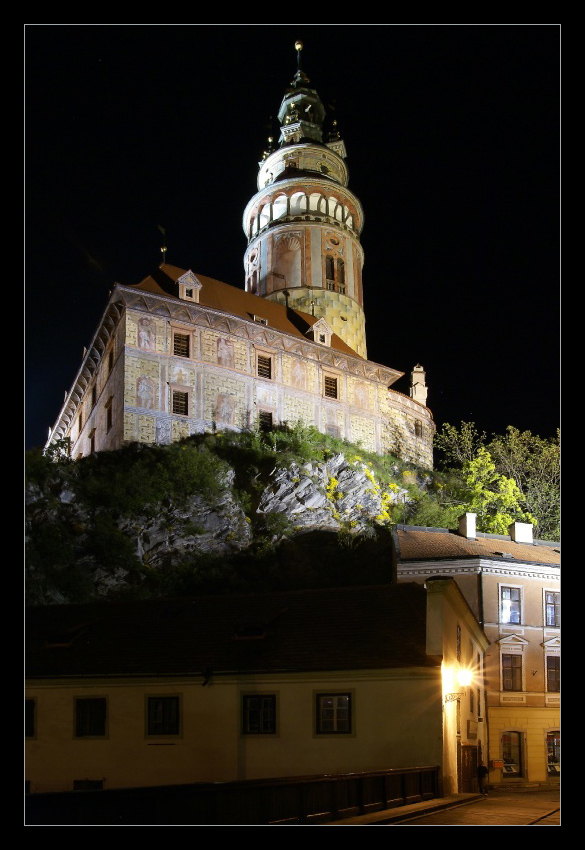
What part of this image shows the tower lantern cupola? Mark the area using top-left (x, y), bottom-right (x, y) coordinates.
top-left (278, 41), bottom-right (326, 147)
top-left (243, 42), bottom-right (367, 358)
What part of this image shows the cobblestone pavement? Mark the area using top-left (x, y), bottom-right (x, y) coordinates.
top-left (386, 789), bottom-right (560, 826)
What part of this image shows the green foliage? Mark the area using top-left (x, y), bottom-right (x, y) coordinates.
top-left (433, 422), bottom-right (560, 540)
top-left (487, 427), bottom-right (560, 541)
top-left (459, 447), bottom-right (537, 534)
top-left (73, 441), bottom-right (228, 516)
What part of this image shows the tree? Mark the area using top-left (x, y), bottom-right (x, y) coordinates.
top-left (433, 422), bottom-right (560, 541)
top-left (487, 427), bottom-right (560, 541)
top-left (459, 447), bottom-right (537, 535)
top-left (434, 421), bottom-right (487, 466)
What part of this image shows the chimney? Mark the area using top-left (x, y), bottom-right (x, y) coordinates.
top-left (508, 522), bottom-right (534, 544)
top-left (458, 512), bottom-right (477, 539)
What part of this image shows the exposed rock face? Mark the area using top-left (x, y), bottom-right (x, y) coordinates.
top-left (258, 454), bottom-right (408, 532)
top-left (126, 476), bottom-right (253, 570)
top-left (26, 452), bottom-right (408, 604)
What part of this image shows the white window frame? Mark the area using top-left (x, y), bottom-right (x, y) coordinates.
top-left (499, 583), bottom-right (523, 626)
top-left (544, 590), bottom-right (560, 628)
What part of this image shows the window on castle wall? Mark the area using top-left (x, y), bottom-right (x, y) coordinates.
top-left (257, 354), bottom-right (272, 380)
top-left (106, 398), bottom-right (113, 433)
top-left (324, 376), bottom-right (338, 399)
top-left (172, 390), bottom-right (189, 416)
top-left (325, 256), bottom-right (345, 293)
top-left (415, 420), bottom-right (423, 437)
top-left (337, 259), bottom-right (345, 293)
top-left (173, 332), bottom-right (190, 358)
top-left (258, 410), bottom-right (273, 431)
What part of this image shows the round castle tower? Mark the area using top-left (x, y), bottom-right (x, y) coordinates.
top-left (243, 42), bottom-right (367, 358)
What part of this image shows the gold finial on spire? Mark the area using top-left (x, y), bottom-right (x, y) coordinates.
top-left (295, 40), bottom-right (303, 73)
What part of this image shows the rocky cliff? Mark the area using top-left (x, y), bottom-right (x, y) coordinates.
top-left (26, 430), bottom-right (426, 605)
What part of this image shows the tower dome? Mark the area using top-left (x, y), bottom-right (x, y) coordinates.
top-left (243, 42), bottom-right (367, 358)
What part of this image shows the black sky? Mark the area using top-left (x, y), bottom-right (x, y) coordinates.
top-left (25, 24), bottom-right (560, 451)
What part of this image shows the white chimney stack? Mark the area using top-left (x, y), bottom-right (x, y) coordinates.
top-left (458, 512), bottom-right (477, 539)
top-left (509, 522), bottom-right (534, 544)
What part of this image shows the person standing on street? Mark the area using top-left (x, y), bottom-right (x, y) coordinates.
top-left (477, 763), bottom-right (489, 795)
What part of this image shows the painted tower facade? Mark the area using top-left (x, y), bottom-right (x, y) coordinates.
top-left (243, 43), bottom-right (367, 358)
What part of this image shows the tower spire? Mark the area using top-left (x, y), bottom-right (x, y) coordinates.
top-left (243, 44), bottom-right (367, 358)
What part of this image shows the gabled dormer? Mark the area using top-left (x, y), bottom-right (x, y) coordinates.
top-left (177, 270), bottom-right (202, 303)
top-left (308, 317), bottom-right (333, 347)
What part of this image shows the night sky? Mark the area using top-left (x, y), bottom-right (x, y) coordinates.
top-left (25, 24), bottom-right (560, 452)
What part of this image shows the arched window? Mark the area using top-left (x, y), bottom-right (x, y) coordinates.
top-left (325, 256), bottom-right (335, 290)
top-left (324, 256), bottom-right (346, 293)
top-left (290, 191), bottom-right (307, 216)
top-left (272, 194), bottom-right (288, 222)
top-left (337, 259), bottom-right (345, 294)
top-left (309, 193), bottom-right (326, 214)
top-left (258, 203), bottom-right (270, 231)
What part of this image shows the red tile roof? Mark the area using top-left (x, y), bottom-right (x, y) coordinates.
top-left (395, 527), bottom-right (560, 566)
top-left (126, 264), bottom-right (363, 359)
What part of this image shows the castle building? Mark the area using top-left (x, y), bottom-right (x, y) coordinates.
top-left (45, 44), bottom-right (434, 468)
top-left (393, 515), bottom-right (560, 788)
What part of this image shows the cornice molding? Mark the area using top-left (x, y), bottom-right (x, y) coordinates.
top-left (397, 559), bottom-right (560, 580)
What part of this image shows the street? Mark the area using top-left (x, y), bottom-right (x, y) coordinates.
top-left (382, 789), bottom-right (560, 826)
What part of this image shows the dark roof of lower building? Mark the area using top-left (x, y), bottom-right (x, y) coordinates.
top-left (26, 584), bottom-right (439, 680)
top-left (394, 527), bottom-right (560, 566)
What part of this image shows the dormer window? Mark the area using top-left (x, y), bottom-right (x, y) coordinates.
top-left (309, 317), bottom-right (333, 348)
top-left (253, 315), bottom-right (268, 326)
top-left (177, 271), bottom-right (202, 303)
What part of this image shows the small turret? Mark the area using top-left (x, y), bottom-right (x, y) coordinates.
top-left (410, 364), bottom-right (428, 406)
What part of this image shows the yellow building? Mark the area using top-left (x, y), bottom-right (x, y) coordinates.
top-left (394, 514), bottom-right (560, 788)
top-left (26, 581), bottom-right (488, 823)
top-left (45, 46), bottom-right (434, 469)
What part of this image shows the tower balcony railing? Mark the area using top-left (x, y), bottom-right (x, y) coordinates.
top-left (248, 213), bottom-right (358, 243)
